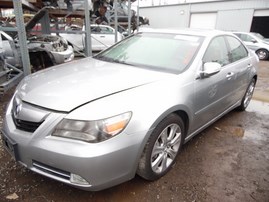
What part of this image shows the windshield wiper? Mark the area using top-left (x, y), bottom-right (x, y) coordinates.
top-left (94, 55), bottom-right (115, 62)
top-left (94, 55), bottom-right (132, 66)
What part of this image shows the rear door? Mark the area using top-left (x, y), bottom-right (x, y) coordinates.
top-left (225, 35), bottom-right (251, 104)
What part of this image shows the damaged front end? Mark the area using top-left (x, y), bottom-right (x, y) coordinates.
top-left (27, 35), bottom-right (74, 72)
top-left (28, 35), bottom-right (68, 53)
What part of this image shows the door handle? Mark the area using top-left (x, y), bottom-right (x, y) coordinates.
top-left (226, 72), bottom-right (234, 80)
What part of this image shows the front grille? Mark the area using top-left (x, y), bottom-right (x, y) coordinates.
top-left (12, 112), bottom-right (43, 133)
top-left (33, 160), bottom-right (70, 180)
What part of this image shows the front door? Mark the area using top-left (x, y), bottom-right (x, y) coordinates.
top-left (192, 36), bottom-right (233, 131)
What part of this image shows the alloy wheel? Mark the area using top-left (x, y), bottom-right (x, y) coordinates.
top-left (151, 123), bottom-right (181, 174)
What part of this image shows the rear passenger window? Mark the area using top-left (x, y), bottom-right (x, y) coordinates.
top-left (226, 36), bottom-right (248, 62)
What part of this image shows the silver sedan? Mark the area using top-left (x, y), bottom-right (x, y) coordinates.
top-left (1, 29), bottom-right (258, 191)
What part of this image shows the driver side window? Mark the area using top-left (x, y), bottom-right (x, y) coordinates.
top-left (203, 36), bottom-right (230, 67)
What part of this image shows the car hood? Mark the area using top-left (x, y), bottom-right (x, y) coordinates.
top-left (17, 58), bottom-right (172, 112)
top-left (25, 7), bottom-right (47, 33)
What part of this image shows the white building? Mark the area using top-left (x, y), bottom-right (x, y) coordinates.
top-left (138, 0), bottom-right (269, 37)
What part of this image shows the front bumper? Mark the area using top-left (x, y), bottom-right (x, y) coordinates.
top-left (51, 45), bottom-right (74, 64)
top-left (1, 100), bottom-right (145, 191)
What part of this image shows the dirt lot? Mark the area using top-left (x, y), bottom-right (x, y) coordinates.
top-left (0, 61), bottom-right (268, 202)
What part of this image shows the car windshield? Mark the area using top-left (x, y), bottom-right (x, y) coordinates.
top-left (94, 32), bottom-right (203, 73)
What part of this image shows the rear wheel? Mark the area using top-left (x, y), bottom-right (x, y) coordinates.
top-left (137, 114), bottom-right (185, 180)
top-left (237, 78), bottom-right (256, 111)
top-left (256, 49), bottom-right (269, 60)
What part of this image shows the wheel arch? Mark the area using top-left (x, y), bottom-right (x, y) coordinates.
top-left (134, 106), bottom-right (190, 172)
top-left (255, 48), bottom-right (269, 60)
top-left (253, 74), bottom-right (258, 83)
top-left (173, 110), bottom-right (189, 136)
top-left (151, 106), bottom-right (190, 129)
top-left (135, 107), bottom-right (190, 178)
top-left (255, 48), bottom-right (268, 53)
top-left (250, 74), bottom-right (258, 87)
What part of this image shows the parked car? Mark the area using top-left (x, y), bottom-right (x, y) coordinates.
top-left (0, 30), bottom-right (74, 71)
top-left (233, 32), bottom-right (269, 60)
top-left (0, 8), bottom-right (74, 71)
top-left (0, 47), bottom-right (23, 97)
top-left (1, 29), bottom-right (258, 191)
top-left (61, 24), bottom-right (124, 52)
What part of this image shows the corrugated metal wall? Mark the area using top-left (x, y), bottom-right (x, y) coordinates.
top-left (216, 9), bottom-right (254, 31)
top-left (139, 0), bottom-right (269, 32)
top-left (139, 4), bottom-right (191, 28)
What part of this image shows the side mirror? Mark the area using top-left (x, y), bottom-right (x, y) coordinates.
top-left (200, 62), bottom-right (221, 78)
top-left (251, 39), bottom-right (257, 43)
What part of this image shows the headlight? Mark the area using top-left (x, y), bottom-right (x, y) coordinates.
top-left (52, 112), bottom-right (132, 143)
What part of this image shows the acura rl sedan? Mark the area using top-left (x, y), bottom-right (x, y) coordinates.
top-left (1, 29), bottom-right (258, 191)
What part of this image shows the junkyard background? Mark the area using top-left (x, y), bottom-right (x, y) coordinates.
top-left (0, 61), bottom-right (268, 202)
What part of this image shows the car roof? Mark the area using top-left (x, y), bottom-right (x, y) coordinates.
top-left (233, 31), bottom-right (248, 34)
top-left (138, 28), bottom-right (229, 37)
top-left (233, 31), bottom-right (257, 35)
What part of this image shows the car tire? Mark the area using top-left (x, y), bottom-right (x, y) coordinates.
top-left (256, 49), bottom-right (269, 60)
top-left (237, 78), bottom-right (256, 111)
top-left (137, 113), bottom-right (185, 181)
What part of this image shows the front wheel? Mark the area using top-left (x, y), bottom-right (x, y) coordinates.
top-left (256, 49), bottom-right (269, 60)
top-left (237, 78), bottom-right (256, 111)
top-left (137, 114), bottom-right (185, 181)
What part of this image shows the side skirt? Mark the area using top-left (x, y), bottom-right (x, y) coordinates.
top-left (184, 100), bottom-right (241, 143)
